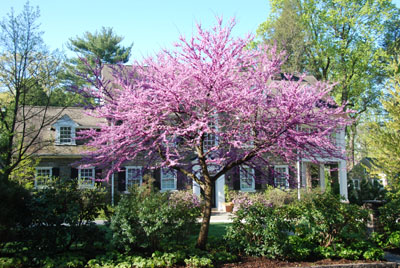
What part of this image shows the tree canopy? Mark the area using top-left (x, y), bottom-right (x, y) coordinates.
top-left (81, 18), bottom-right (352, 249)
top-left (0, 2), bottom-right (64, 179)
top-left (257, 0), bottom-right (398, 167)
top-left (365, 59), bottom-right (400, 185)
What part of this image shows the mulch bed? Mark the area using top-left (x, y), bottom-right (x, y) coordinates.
top-left (217, 257), bottom-right (388, 267)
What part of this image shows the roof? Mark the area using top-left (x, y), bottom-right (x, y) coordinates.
top-left (21, 106), bottom-right (107, 157)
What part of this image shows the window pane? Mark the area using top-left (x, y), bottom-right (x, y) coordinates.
top-left (60, 127), bottom-right (72, 143)
top-left (275, 166), bottom-right (288, 188)
top-left (161, 168), bottom-right (176, 190)
top-left (240, 167), bottom-right (254, 190)
top-left (126, 167), bottom-right (142, 190)
top-left (79, 168), bottom-right (94, 188)
top-left (36, 168), bottom-right (51, 188)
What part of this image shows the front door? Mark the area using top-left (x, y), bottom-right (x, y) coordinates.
top-left (211, 181), bottom-right (216, 208)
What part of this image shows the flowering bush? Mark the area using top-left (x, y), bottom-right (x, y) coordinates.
top-left (111, 185), bottom-right (202, 252)
top-left (231, 191), bottom-right (272, 212)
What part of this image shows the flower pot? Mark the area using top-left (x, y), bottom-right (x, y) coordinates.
top-left (225, 202), bottom-right (234, 213)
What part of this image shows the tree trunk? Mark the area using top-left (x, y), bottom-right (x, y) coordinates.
top-left (196, 180), bottom-right (212, 249)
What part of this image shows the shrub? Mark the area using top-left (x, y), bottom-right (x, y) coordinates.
top-left (111, 184), bottom-right (202, 252)
top-left (26, 178), bottom-right (107, 254)
top-left (376, 188), bottom-right (400, 249)
top-left (225, 192), bottom-right (382, 261)
top-left (0, 176), bottom-right (32, 244)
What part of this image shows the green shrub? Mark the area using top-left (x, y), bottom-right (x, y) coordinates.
top-left (376, 188), bottom-right (400, 249)
top-left (111, 184), bottom-right (202, 252)
top-left (26, 178), bottom-right (107, 254)
top-left (226, 192), bottom-right (380, 261)
top-left (0, 176), bottom-right (32, 244)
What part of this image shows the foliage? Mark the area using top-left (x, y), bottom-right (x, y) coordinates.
top-left (111, 184), bottom-right (201, 252)
top-left (375, 188), bottom-right (400, 249)
top-left (0, 1), bottom-right (64, 180)
top-left (225, 192), bottom-right (382, 261)
top-left (64, 26), bottom-right (133, 91)
top-left (26, 178), bottom-right (107, 255)
top-left (348, 179), bottom-right (386, 205)
top-left (365, 59), bottom-right (400, 184)
top-left (0, 175), bottom-right (32, 244)
top-left (264, 186), bottom-right (296, 206)
top-left (257, 0), bottom-right (398, 166)
top-left (81, 18), bottom-right (351, 248)
top-left (9, 156), bottom-right (38, 190)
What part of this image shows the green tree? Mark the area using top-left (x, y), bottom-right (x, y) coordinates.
top-left (0, 2), bottom-right (64, 180)
top-left (257, 0), bottom-right (398, 167)
top-left (366, 59), bottom-right (400, 185)
top-left (64, 27), bottom-right (133, 89)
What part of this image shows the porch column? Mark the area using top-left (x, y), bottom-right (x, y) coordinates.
top-left (319, 163), bottom-right (326, 191)
top-left (215, 176), bottom-right (225, 211)
top-left (339, 160), bottom-right (348, 201)
top-left (301, 162), bottom-right (307, 188)
top-left (192, 165), bottom-right (201, 197)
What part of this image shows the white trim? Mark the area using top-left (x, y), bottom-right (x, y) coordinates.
top-left (240, 166), bottom-right (255, 191)
top-left (125, 166), bottom-right (143, 191)
top-left (78, 167), bottom-right (95, 189)
top-left (274, 165), bottom-right (289, 189)
top-left (161, 168), bottom-right (177, 191)
top-left (35, 167), bottom-right (52, 189)
top-left (53, 115), bottom-right (78, 145)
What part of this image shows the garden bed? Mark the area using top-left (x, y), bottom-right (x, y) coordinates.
top-left (218, 257), bottom-right (396, 268)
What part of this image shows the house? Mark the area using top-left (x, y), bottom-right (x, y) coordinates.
top-left (349, 157), bottom-right (387, 190)
top-left (29, 103), bottom-right (348, 211)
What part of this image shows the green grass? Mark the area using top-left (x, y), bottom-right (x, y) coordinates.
top-left (208, 223), bottom-right (230, 238)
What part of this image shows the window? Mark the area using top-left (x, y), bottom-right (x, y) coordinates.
top-left (35, 167), bottom-right (52, 189)
top-left (126, 166), bottom-right (142, 191)
top-left (274, 165), bottom-right (289, 189)
top-left (78, 168), bottom-right (95, 189)
top-left (353, 179), bottom-right (360, 190)
top-left (204, 121), bottom-right (217, 151)
top-left (240, 167), bottom-right (255, 191)
top-left (60, 126), bottom-right (72, 143)
top-left (161, 168), bottom-right (177, 191)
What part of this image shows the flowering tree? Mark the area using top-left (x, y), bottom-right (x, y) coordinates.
top-left (82, 18), bottom-right (351, 249)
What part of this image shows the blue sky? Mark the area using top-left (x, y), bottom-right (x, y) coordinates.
top-left (0, 0), bottom-right (270, 62)
top-left (1, 0), bottom-right (399, 63)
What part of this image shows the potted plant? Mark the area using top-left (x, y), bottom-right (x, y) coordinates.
top-left (224, 185), bottom-right (234, 212)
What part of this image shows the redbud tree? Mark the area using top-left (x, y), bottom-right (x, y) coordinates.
top-left (82, 18), bottom-right (351, 249)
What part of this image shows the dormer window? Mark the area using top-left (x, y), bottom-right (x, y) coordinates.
top-left (60, 127), bottom-right (72, 143)
top-left (53, 114), bottom-right (78, 145)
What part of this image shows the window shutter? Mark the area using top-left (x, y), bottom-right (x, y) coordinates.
top-left (118, 167), bottom-right (126, 192)
top-left (289, 167), bottom-right (294, 189)
top-left (233, 167), bottom-right (240, 190)
top-left (95, 169), bottom-right (102, 184)
top-left (268, 167), bottom-right (274, 187)
top-left (71, 168), bottom-right (78, 179)
top-left (52, 167), bottom-right (60, 178)
top-left (153, 169), bottom-right (161, 190)
top-left (255, 169), bottom-right (262, 190)
top-left (177, 171), bottom-right (186, 190)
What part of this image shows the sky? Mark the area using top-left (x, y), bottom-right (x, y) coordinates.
top-left (0, 0), bottom-right (271, 62)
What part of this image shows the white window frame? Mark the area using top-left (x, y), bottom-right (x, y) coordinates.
top-left (240, 166), bottom-right (255, 192)
top-left (352, 179), bottom-right (360, 190)
top-left (203, 117), bottom-right (219, 152)
top-left (161, 168), bottom-right (177, 191)
top-left (35, 167), bottom-right (52, 189)
top-left (78, 167), bottom-right (95, 189)
top-left (125, 166), bottom-right (143, 191)
top-left (274, 165), bottom-right (289, 189)
top-left (53, 115), bottom-right (78, 145)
